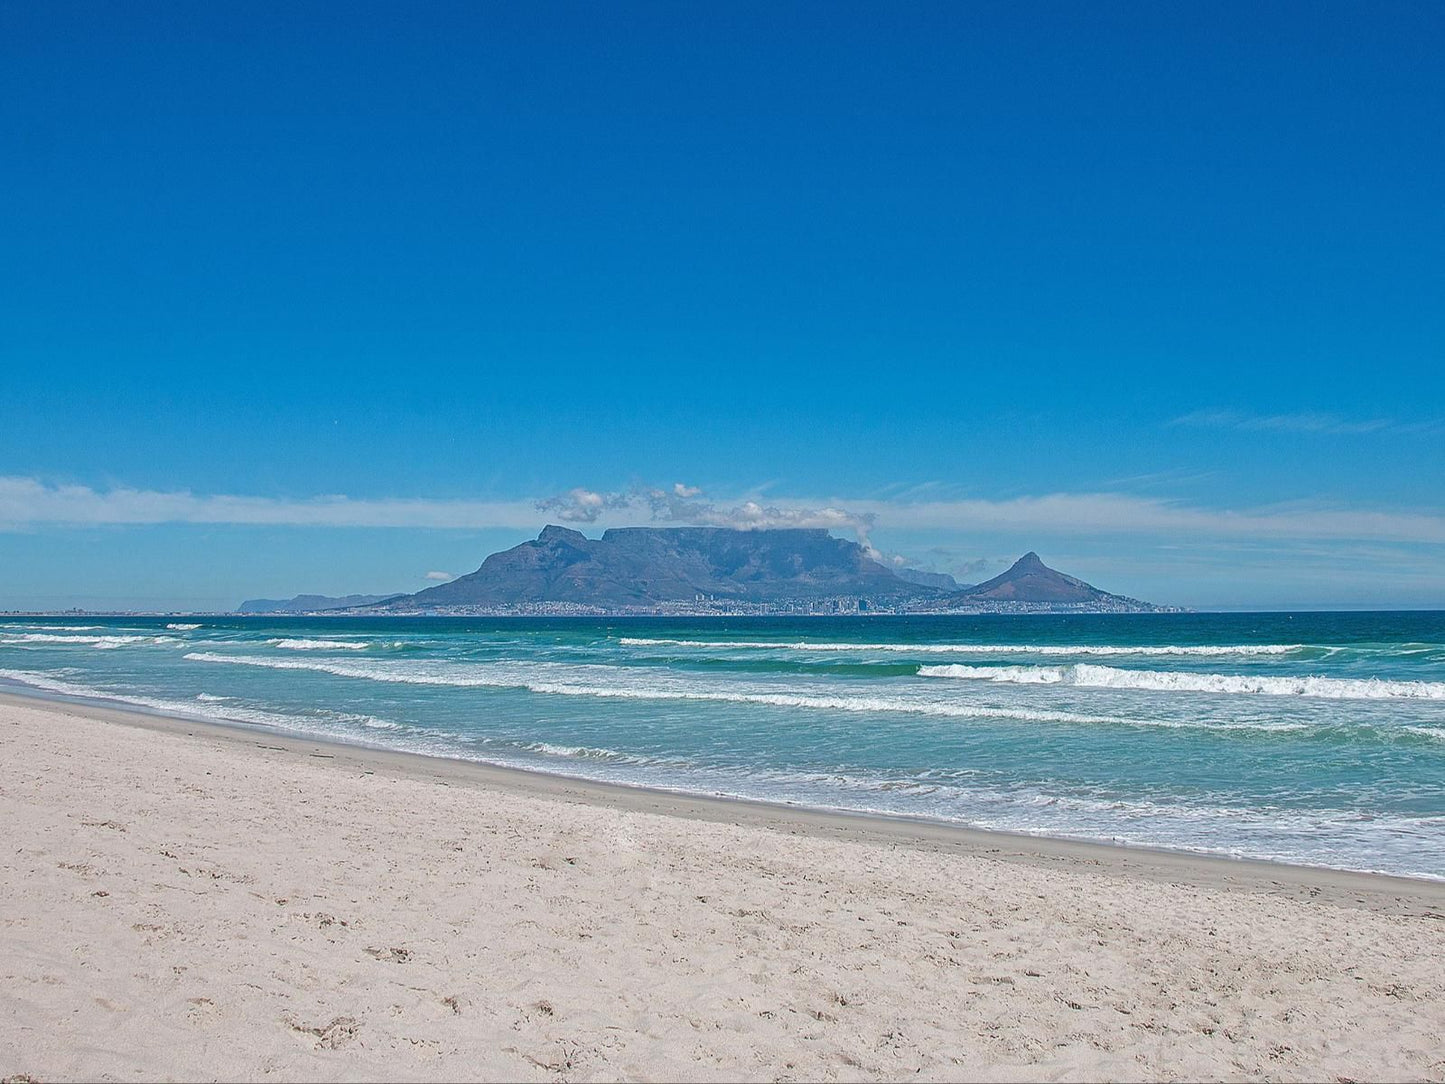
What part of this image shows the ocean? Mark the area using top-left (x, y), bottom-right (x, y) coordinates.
top-left (3, 611), bottom-right (1442, 879)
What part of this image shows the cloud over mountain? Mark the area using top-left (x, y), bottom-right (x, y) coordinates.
top-left (3, 475), bottom-right (1444, 547)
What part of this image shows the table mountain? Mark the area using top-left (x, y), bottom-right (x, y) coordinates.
top-left (237, 530), bottom-right (1170, 614)
top-left (390, 525), bottom-right (931, 610)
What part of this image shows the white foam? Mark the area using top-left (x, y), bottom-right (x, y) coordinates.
top-left (166, 623), bottom-right (202, 631)
top-left (920, 664), bottom-right (1065, 684)
top-left (920, 662), bottom-right (1445, 701)
top-left (182, 651), bottom-right (1127, 722)
top-left (7, 660), bottom-right (1440, 877)
top-left (618, 637), bottom-right (1303, 657)
top-left (0, 668), bottom-right (324, 731)
top-left (0, 668), bottom-right (411, 743)
top-left (524, 741), bottom-right (638, 762)
top-left (332, 712), bottom-right (405, 731)
top-left (268, 638), bottom-right (371, 651)
top-left (179, 651), bottom-right (1304, 732)
top-left (6, 624), bottom-right (107, 631)
top-left (0, 633), bottom-right (178, 649)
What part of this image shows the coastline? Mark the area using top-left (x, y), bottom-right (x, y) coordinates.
top-left (3, 686), bottom-right (1440, 907)
top-left (4, 689), bottom-right (1445, 1081)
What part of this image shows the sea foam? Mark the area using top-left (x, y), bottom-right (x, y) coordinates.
top-left (9, 624), bottom-right (106, 631)
top-left (268, 638), bottom-right (371, 651)
top-left (919, 662), bottom-right (1445, 700)
top-left (0, 668), bottom-right (410, 744)
top-left (618, 637), bottom-right (1303, 657)
top-left (0, 633), bottom-right (177, 649)
top-left (181, 651), bottom-right (1310, 732)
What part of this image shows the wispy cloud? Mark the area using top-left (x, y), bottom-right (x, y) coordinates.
top-left (1099, 468), bottom-right (1218, 491)
top-left (534, 487), bottom-right (633, 523)
top-left (642, 484), bottom-right (876, 541)
top-left (423, 570), bottom-right (455, 582)
top-left (1169, 409), bottom-right (1441, 436)
top-left (0, 476), bottom-right (542, 530)
top-left (3, 476), bottom-right (1444, 546)
top-left (532, 483), bottom-right (879, 541)
top-left (862, 493), bottom-right (1445, 545)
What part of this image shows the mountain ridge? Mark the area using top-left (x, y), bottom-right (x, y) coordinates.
top-left (236, 528), bottom-right (1172, 614)
top-left (354, 527), bottom-right (1168, 614)
top-left (921, 551), bottom-right (1155, 611)
top-left (393, 525), bottom-right (924, 611)
top-left (236, 593), bottom-right (402, 614)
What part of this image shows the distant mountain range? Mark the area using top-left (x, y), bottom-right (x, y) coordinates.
top-left (236, 593), bottom-right (399, 614)
top-left (237, 526), bottom-right (1171, 614)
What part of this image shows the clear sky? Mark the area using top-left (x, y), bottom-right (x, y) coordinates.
top-left (2, 1), bottom-right (1442, 611)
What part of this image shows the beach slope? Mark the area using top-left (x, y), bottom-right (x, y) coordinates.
top-left (2, 694), bottom-right (1442, 1082)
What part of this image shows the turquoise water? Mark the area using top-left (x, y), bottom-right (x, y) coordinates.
top-left (3, 612), bottom-right (1443, 878)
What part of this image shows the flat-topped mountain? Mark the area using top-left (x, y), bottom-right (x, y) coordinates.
top-left (392, 525), bottom-right (927, 611)
top-left (237, 529), bottom-right (1171, 614)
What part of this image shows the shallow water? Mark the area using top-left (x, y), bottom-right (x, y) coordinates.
top-left (3, 612), bottom-right (1443, 878)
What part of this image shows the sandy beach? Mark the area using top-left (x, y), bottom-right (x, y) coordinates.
top-left (2, 691), bottom-right (1443, 1082)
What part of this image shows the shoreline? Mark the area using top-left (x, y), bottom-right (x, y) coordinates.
top-left (3, 686), bottom-right (1441, 910)
top-left (5, 689), bottom-right (1445, 1080)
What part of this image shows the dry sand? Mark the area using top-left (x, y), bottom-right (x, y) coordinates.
top-left (2, 690), bottom-right (1443, 1083)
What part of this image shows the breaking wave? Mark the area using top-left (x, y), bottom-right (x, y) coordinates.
top-left (522, 741), bottom-right (643, 763)
top-left (618, 637), bottom-right (1303, 658)
top-left (268, 638), bottom-right (372, 651)
top-left (8, 610), bottom-right (1444, 880)
top-left (0, 633), bottom-right (178, 649)
top-left (919, 663), bottom-right (1445, 700)
top-left (181, 652), bottom-right (1310, 733)
top-left (7, 624), bottom-right (107, 631)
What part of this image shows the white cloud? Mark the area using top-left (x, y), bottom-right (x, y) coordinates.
top-left (861, 492), bottom-right (1445, 544)
top-left (2, 475), bottom-right (1443, 547)
top-left (533, 487), bottom-right (632, 523)
top-left (424, 570), bottom-right (455, 581)
top-left (0, 476), bottom-right (541, 530)
top-left (1169, 409), bottom-right (1441, 436)
top-left (643, 486), bottom-right (877, 541)
top-left (530, 484), bottom-right (879, 541)
top-left (706, 499), bottom-right (875, 534)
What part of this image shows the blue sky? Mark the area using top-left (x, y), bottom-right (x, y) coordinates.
top-left (2, 1), bottom-right (1442, 610)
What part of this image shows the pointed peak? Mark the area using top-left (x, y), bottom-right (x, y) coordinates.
top-left (1012, 551), bottom-right (1047, 570)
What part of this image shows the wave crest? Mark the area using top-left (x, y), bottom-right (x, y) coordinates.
top-left (181, 652), bottom-right (1313, 732)
top-left (618, 637), bottom-right (1302, 657)
top-left (919, 663), bottom-right (1445, 700)
top-left (0, 633), bottom-right (177, 649)
top-left (268, 638), bottom-right (371, 651)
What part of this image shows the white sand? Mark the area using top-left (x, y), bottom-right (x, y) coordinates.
top-left (2, 693), bottom-right (1443, 1083)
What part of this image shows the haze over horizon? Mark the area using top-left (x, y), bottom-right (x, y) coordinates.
top-left (3, 3), bottom-right (1442, 612)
